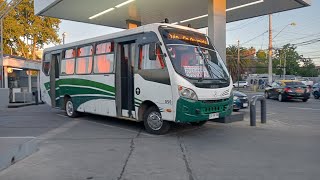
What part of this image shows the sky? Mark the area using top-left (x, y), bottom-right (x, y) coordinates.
top-left (56, 0), bottom-right (320, 65)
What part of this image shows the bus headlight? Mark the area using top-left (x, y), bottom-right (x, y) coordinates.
top-left (178, 86), bottom-right (198, 101)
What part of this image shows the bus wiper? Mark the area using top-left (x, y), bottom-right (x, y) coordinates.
top-left (196, 46), bottom-right (207, 82)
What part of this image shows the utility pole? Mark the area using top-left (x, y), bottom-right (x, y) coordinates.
top-left (237, 40), bottom-right (240, 91)
top-left (268, 14), bottom-right (273, 85)
top-left (62, 32), bottom-right (67, 44)
top-left (283, 51), bottom-right (286, 80)
top-left (0, 18), bottom-right (3, 88)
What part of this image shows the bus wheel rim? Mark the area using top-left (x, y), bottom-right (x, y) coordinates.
top-left (66, 101), bottom-right (74, 116)
top-left (147, 112), bottom-right (162, 131)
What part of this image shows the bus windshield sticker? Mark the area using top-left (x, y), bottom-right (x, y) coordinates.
top-left (184, 66), bottom-right (210, 78)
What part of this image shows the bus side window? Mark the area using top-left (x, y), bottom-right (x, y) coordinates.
top-left (61, 48), bottom-right (76, 75)
top-left (94, 42), bottom-right (114, 74)
top-left (76, 45), bottom-right (93, 74)
top-left (139, 44), bottom-right (165, 70)
top-left (61, 59), bottom-right (75, 75)
top-left (93, 54), bottom-right (114, 73)
top-left (43, 53), bottom-right (51, 76)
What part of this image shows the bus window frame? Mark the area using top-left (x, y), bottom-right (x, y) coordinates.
top-left (93, 41), bottom-right (115, 75)
top-left (75, 44), bottom-right (94, 75)
top-left (42, 53), bottom-right (51, 76)
top-left (60, 47), bottom-right (76, 76)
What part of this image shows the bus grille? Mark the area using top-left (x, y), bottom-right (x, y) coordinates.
top-left (201, 98), bottom-right (229, 104)
top-left (201, 105), bottom-right (229, 114)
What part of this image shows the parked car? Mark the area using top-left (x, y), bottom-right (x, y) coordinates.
top-left (233, 91), bottom-right (249, 111)
top-left (233, 81), bottom-right (249, 88)
top-left (265, 80), bottom-right (311, 102)
top-left (312, 83), bottom-right (320, 99)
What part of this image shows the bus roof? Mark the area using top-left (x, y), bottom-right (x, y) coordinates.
top-left (44, 23), bottom-right (202, 53)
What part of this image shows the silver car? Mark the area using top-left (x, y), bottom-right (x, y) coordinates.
top-left (233, 81), bottom-right (249, 88)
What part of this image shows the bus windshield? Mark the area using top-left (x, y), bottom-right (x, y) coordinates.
top-left (159, 26), bottom-right (230, 82)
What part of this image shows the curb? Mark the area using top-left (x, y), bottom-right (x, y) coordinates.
top-left (211, 112), bottom-right (244, 123)
top-left (8, 102), bottom-right (45, 108)
top-left (0, 139), bottom-right (38, 172)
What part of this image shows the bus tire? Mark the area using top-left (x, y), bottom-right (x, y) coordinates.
top-left (143, 106), bottom-right (170, 135)
top-left (65, 98), bottom-right (79, 118)
top-left (190, 121), bottom-right (207, 126)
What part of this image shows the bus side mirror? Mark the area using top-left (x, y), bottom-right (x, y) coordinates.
top-left (149, 42), bottom-right (162, 61)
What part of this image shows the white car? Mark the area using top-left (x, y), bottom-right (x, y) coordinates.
top-left (233, 81), bottom-right (249, 88)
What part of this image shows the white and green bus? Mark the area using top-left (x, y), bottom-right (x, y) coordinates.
top-left (40, 23), bottom-right (233, 134)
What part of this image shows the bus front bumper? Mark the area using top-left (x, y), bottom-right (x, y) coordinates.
top-left (175, 97), bottom-right (233, 123)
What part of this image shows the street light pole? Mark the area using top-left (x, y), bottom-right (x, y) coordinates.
top-left (268, 14), bottom-right (273, 85)
top-left (283, 51), bottom-right (287, 80)
top-left (0, 18), bottom-right (3, 88)
top-left (237, 40), bottom-right (240, 91)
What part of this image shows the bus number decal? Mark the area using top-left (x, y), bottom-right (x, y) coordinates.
top-left (165, 100), bottom-right (172, 104)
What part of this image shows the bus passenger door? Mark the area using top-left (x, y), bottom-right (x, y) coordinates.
top-left (116, 42), bottom-right (136, 118)
top-left (49, 53), bottom-right (60, 108)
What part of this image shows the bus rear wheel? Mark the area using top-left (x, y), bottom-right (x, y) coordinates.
top-left (143, 106), bottom-right (170, 135)
top-left (65, 98), bottom-right (79, 118)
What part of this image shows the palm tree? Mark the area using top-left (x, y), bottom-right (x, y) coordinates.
top-left (226, 45), bottom-right (251, 81)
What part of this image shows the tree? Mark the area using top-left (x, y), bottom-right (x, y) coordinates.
top-left (253, 50), bottom-right (268, 74)
top-left (1, 0), bottom-right (61, 59)
top-left (226, 45), bottom-right (251, 80)
top-left (274, 44), bottom-right (300, 76)
top-left (299, 58), bottom-right (319, 77)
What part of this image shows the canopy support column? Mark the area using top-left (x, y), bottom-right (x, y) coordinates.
top-left (28, 72), bottom-right (32, 92)
top-left (208, 0), bottom-right (227, 63)
top-left (3, 66), bottom-right (8, 88)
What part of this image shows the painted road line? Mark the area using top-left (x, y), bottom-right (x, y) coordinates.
top-left (0, 137), bottom-right (36, 139)
top-left (288, 107), bottom-right (320, 111)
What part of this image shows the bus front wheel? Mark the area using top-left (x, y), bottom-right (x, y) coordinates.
top-left (143, 106), bottom-right (170, 135)
top-left (65, 98), bottom-right (79, 118)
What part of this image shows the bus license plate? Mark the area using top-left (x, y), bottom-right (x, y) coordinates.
top-left (209, 113), bottom-right (219, 119)
top-left (243, 103), bottom-right (248, 107)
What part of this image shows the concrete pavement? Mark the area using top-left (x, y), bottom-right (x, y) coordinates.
top-left (0, 99), bottom-right (319, 180)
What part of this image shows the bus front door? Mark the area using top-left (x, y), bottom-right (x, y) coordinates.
top-left (116, 42), bottom-right (136, 118)
top-left (49, 53), bottom-right (60, 108)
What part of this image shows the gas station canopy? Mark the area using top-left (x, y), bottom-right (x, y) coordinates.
top-left (35, 0), bottom-right (310, 29)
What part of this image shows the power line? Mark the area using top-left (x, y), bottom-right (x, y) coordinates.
top-left (275, 32), bottom-right (320, 44)
top-left (241, 30), bottom-right (268, 45)
top-left (227, 17), bottom-right (265, 31)
top-left (293, 38), bottom-right (320, 46)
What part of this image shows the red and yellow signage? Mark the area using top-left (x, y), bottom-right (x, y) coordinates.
top-left (168, 33), bottom-right (209, 45)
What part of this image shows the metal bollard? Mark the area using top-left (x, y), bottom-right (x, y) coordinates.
top-left (35, 91), bottom-right (39, 105)
top-left (250, 95), bottom-right (267, 126)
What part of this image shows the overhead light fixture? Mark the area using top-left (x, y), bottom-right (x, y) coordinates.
top-left (176, 0), bottom-right (264, 24)
top-left (171, 22), bottom-right (179, 25)
top-left (180, 14), bottom-right (208, 23)
top-left (89, 8), bottom-right (115, 20)
top-left (115, 0), bottom-right (135, 8)
top-left (12, 68), bottom-right (23, 71)
top-left (226, 0), bottom-right (264, 12)
top-left (7, 67), bottom-right (13, 73)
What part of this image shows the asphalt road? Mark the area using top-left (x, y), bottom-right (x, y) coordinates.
top-left (0, 96), bottom-right (319, 180)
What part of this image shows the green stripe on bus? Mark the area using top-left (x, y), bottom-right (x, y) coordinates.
top-left (59, 86), bottom-right (115, 97)
top-left (57, 78), bottom-right (115, 93)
